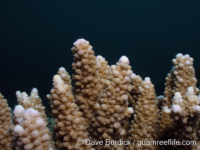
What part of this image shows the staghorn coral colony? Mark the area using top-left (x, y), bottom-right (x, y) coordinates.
top-left (1, 38), bottom-right (200, 150)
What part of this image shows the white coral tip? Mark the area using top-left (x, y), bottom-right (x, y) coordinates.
top-left (119, 56), bottom-right (129, 64)
top-left (25, 108), bottom-right (40, 117)
top-left (187, 87), bottom-right (194, 95)
top-left (194, 105), bottom-right (200, 113)
top-left (96, 55), bottom-right (105, 61)
top-left (130, 73), bottom-right (136, 79)
top-left (163, 108), bottom-right (171, 114)
top-left (73, 38), bottom-right (86, 46)
top-left (59, 67), bottom-right (66, 71)
top-left (176, 53), bottom-right (183, 58)
top-left (14, 125), bottom-right (24, 134)
top-left (172, 105), bottom-right (182, 113)
top-left (144, 77), bottom-right (151, 83)
top-left (185, 60), bottom-right (191, 65)
top-left (13, 105), bottom-right (25, 115)
top-left (128, 107), bottom-right (134, 114)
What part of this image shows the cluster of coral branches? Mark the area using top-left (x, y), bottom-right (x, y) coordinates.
top-left (1, 38), bottom-right (200, 150)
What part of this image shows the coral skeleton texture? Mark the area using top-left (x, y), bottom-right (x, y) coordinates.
top-left (1, 39), bottom-right (200, 150)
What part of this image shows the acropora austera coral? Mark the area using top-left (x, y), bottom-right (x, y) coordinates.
top-left (1, 38), bottom-right (200, 150)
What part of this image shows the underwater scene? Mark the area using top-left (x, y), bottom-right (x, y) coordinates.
top-left (1, 1), bottom-right (200, 150)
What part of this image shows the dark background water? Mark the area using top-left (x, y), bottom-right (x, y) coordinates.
top-left (1, 0), bottom-right (200, 109)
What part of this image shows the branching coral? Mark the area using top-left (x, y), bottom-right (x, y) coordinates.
top-left (0, 93), bottom-right (12, 150)
top-left (47, 68), bottom-right (93, 150)
top-left (128, 77), bottom-right (159, 150)
top-left (11, 106), bottom-right (53, 150)
top-left (1, 39), bottom-right (200, 150)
